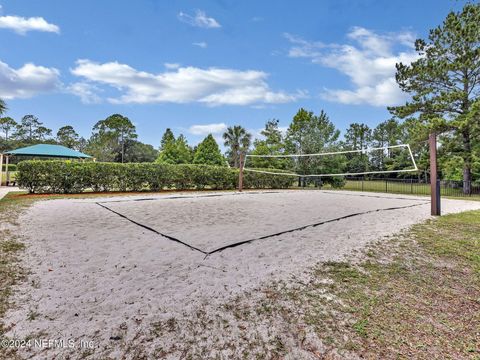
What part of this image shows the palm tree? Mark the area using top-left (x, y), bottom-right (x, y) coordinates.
top-left (223, 125), bottom-right (252, 167)
top-left (0, 99), bottom-right (7, 117)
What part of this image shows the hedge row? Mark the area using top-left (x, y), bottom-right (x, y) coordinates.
top-left (1, 164), bottom-right (17, 172)
top-left (17, 160), bottom-right (295, 194)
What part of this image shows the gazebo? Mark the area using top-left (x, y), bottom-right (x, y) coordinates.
top-left (0, 144), bottom-right (92, 186)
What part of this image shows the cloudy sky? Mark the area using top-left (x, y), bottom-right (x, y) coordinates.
top-left (0, 0), bottom-right (466, 146)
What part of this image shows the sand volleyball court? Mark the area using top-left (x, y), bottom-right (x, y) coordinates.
top-left (5, 190), bottom-right (480, 358)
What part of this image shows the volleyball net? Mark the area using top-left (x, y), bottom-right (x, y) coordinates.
top-left (243, 144), bottom-right (418, 178)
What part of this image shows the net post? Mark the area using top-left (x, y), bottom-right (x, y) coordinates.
top-left (5, 155), bottom-right (9, 185)
top-left (238, 152), bottom-right (244, 192)
top-left (429, 132), bottom-right (441, 216)
top-left (0, 153), bottom-right (3, 187)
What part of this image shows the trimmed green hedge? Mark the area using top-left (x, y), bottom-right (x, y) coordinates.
top-left (1, 164), bottom-right (17, 172)
top-left (17, 161), bottom-right (295, 193)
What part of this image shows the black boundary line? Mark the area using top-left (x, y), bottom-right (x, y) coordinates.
top-left (87, 189), bottom-right (423, 205)
top-left (96, 195), bottom-right (429, 259)
top-left (318, 190), bottom-right (427, 202)
top-left (96, 190), bottom-right (282, 204)
top-left (96, 202), bottom-right (207, 254)
top-left (204, 201), bottom-right (430, 258)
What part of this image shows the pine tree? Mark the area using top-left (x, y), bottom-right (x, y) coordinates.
top-left (193, 134), bottom-right (225, 166)
top-left (160, 128), bottom-right (175, 150)
top-left (91, 114), bottom-right (137, 163)
top-left (157, 133), bottom-right (192, 164)
top-left (389, 3), bottom-right (480, 192)
top-left (175, 135), bottom-right (193, 164)
top-left (0, 117), bottom-right (17, 142)
top-left (0, 99), bottom-right (7, 116)
top-left (57, 125), bottom-right (80, 149)
top-left (285, 108), bottom-right (344, 178)
top-left (343, 123), bottom-right (372, 174)
top-left (251, 119), bottom-right (288, 169)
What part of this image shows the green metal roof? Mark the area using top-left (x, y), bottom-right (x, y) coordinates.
top-left (5, 144), bottom-right (92, 158)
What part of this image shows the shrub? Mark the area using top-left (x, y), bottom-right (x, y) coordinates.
top-left (242, 170), bottom-right (295, 189)
top-left (1, 164), bottom-right (17, 172)
top-left (17, 161), bottom-right (294, 194)
top-left (327, 176), bottom-right (346, 188)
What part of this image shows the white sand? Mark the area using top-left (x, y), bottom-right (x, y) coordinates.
top-left (4, 190), bottom-right (480, 358)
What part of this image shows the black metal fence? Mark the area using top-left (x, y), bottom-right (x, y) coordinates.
top-left (339, 177), bottom-right (480, 198)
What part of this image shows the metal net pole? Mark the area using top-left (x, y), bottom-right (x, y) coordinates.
top-left (429, 132), bottom-right (441, 216)
top-left (238, 153), bottom-right (244, 192)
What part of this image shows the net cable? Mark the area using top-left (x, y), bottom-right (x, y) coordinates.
top-left (243, 144), bottom-right (418, 177)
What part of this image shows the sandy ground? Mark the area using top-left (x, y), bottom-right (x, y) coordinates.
top-left (4, 190), bottom-right (480, 358)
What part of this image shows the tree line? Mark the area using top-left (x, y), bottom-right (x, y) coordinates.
top-left (0, 105), bottom-right (466, 182)
top-left (0, 3), bottom-right (479, 189)
top-left (0, 103), bottom-right (476, 186)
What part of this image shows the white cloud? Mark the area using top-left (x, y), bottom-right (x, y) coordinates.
top-left (278, 126), bottom-right (289, 135)
top-left (214, 134), bottom-right (225, 149)
top-left (285, 27), bottom-right (419, 106)
top-left (193, 41), bottom-right (207, 48)
top-left (285, 33), bottom-right (325, 58)
top-left (322, 78), bottom-right (406, 106)
top-left (164, 63), bottom-right (180, 70)
top-left (71, 59), bottom-right (303, 106)
top-left (67, 82), bottom-right (102, 104)
top-left (200, 87), bottom-right (304, 106)
top-left (0, 60), bottom-right (60, 99)
top-left (178, 10), bottom-right (220, 29)
top-left (0, 15), bottom-right (59, 34)
top-left (188, 123), bottom-right (227, 135)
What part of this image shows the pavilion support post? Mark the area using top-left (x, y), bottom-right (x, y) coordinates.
top-left (5, 155), bottom-right (9, 185)
top-left (0, 153), bottom-right (3, 187)
top-left (429, 132), bottom-right (441, 216)
top-left (238, 153), bottom-right (244, 192)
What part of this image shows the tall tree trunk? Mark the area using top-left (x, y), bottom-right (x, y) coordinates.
top-left (462, 130), bottom-right (472, 194)
top-left (460, 72), bottom-right (472, 195)
top-left (233, 145), bottom-right (239, 168)
top-left (121, 131), bottom-right (125, 163)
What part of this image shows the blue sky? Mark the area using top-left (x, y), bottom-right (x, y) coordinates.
top-left (0, 0), bottom-right (467, 148)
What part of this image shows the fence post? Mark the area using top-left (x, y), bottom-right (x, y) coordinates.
top-left (437, 179), bottom-right (441, 208)
top-left (362, 178), bottom-right (364, 192)
top-left (0, 153), bottom-right (3, 187)
top-left (411, 179), bottom-right (413, 194)
top-left (385, 179), bottom-right (388, 193)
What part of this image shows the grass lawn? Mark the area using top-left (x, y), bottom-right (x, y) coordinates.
top-left (340, 179), bottom-right (476, 197)
top-left (228, 209), bottom-right (480, 359)
top-left (333, 179), bottom-right (480, 199)
top-left (313, 211), bottom-right (480, 358)
top-left (0, 191), bottom-right (479, 358)
top-left (344, 179), bottom-right (432, 194)
top-left (0, 193), bottom-right (34, 359)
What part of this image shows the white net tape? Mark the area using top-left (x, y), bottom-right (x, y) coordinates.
top-left (243, 144), bottom-right (418, 177)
